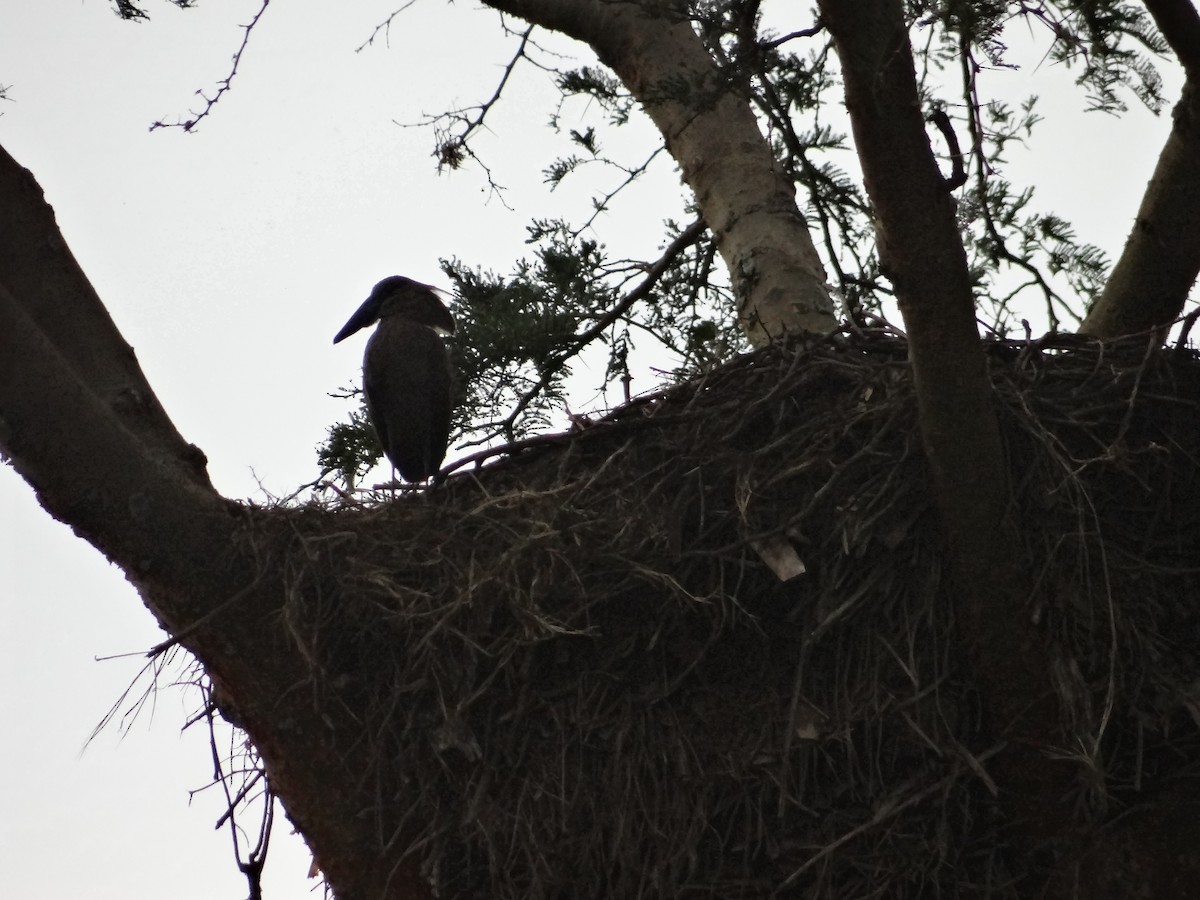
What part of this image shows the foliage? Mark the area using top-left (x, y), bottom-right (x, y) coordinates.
top-left (304, 0), bottom-right (1181, 482)
top-left (109, 0), bottom-right (195, 20)
top-left (106, 0), bottom-right (1181, 481)
top-left (316, 403), bottom-right (384, 487)
top-left (443, 227), bottom-right (617, 445)
top-left (444, 219), bottom-right (742, 446)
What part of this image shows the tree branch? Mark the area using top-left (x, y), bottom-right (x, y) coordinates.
top-left (0, 145), bottom-right (212, 501)
top-left (569, 145), bottom-right (667, 236)
top-left (816, 0), bottom-right (1070, 853)
top-left (0, 141), bottom-right (434, 900)
top-left (496, 218), bottom-right (707, 436)
top-left (957, 36), bottom-right (1076, 331)
top-left (409, 22), bottom-right (534, 193)
top-left (150, 0), bottom-right (271, 133)
top-left (355, 0), bottom-right (421, 53)
top-left (479, 0), bottom-right (836, 342)
top-left (762, 24), bottom-right (825, 51)
top-left (926, 108), bottom-right (967, 190)
top-left (1081, 3), bottom-right (1200, 336)
top-left (1143, 0), bottom-right (1200, 77)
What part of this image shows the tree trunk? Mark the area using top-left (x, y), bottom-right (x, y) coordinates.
top-left (481, 0), bottom-right (837, 342)
top-left (1080, 79), bottom-right (1200, 337)
top-left (0, 143), bottom-right (431, 900)
top-left (1080, 0), bottom-right (1200, 337)
top-left (816, 0), bottom-right (1075, 864)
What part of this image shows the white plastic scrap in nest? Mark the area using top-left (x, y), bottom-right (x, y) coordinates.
top-left (751, 533), bottom-right (807, 581)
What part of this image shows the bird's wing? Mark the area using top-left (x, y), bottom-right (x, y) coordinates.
top-left (362, 320), bottom-right (453, 482)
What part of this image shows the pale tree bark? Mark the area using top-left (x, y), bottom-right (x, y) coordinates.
top-left (815, 0), bottom-right (1075, 863)
top-left (1081, 0), bottom-right (1200, 337)
top-left (480, 0), bottom-right (837, 343)
top-left (0, 145), bottom-right (432, 900)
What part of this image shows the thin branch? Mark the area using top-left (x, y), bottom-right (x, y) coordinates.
top-left (200, 685), bottom-right (274, 900)
top-left (86, 644), bottom-right (185, 746)
top-left (958, 34), bottom-right (1072, 330)
top-left (761, 23), bottom-right (825, 51)
top-left (214, 768), bottom-right (266, 830)
top-left (570, 146), bottom-right (667, 236)
top-left (737, 33), bottom-right (875, 305)
top-left (492, 218), bottom-right (707, 440)
top-left (1173, 304), bottom-right (1200, 351)
top-left (405, 23), bottom-right (534, 196)
top-left (779, 745), bottom-right (1005, 889)
top-left (150, 0), bottom-right (271, 132)
top-left (355, 0), bottom-right (421, 53)
top-left (452, 22), bottom-right (532, 140)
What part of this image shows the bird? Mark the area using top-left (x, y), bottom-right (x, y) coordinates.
top-left (333, 275), bottom-right (456, 483)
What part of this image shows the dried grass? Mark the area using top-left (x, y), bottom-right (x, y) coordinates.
top-left (269, 329), bottom-right (1200, 898)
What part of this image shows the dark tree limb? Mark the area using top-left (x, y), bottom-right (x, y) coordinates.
top-left (816, 0), bottom-right (1073, 860)
top-left (0, 141), bottom-right (432, 900)
top-left (1144, 0), bottom-right (1200, 77)
top-left (1081, 1), bottom-right (1200, 336)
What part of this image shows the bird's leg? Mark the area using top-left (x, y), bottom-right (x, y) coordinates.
top-left (428, 465), bottom-right (447, 490)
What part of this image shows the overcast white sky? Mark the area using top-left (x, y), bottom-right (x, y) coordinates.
top-left (0, 2), bottom-right (1184, 898)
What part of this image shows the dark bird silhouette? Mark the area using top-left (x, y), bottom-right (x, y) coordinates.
top-left (333, 275), bottom-right (455, 482)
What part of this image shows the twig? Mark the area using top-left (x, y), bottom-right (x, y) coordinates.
top-left (927, 108), bottom-right (967, 190)
top-left (405, 23), bottom-right (534, 200)
top-left (150, 0), bottom-right (271, 132)
top-left (1173, 305), bottom-right (1200, 352)
top-left (355, 0), bottom-right (421, 53)
top-left (200, 689), bottom-right (274, 900)
top-left (495, 218), bottom-right (707, 437)
top-left (570, 146), bottom-right (667, 236)
top-left (147, 573), bottom-right (268, 656)
top-left (762, 23), bottom-right (825, 50)
top-left (776, 745), bottom-right (1004, 891)
top-left (957, 33), bottom-right (1075, 330)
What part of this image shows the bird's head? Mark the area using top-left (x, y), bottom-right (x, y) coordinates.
top-left (333, 275), bottom-right (456, 344)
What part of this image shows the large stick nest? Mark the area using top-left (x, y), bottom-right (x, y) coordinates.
top-left (271, 331), bottom-right (1200, 898)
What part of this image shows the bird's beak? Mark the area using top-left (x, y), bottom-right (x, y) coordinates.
top-left (332, 297), bottom-right (380, 344)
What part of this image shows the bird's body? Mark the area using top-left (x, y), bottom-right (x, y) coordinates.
top-left (333, 276), bottom-right (455, 482)
top-left (362, 316), bottom-right (453, 481)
